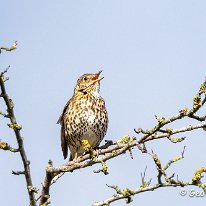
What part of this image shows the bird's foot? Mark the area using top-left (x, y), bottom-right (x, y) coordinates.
top-left (94, 147), bottom-right (101, 158)
top-left (70, 153), bottom-right (81, 164)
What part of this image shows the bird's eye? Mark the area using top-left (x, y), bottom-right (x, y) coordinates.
top-left (83, 77), bottom-right (88, 81)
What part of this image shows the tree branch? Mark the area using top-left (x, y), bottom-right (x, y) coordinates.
top-left (93, 148), bottom-right (206, 206)
top-left (46, 120), bottom-right (206, 175)
top-left (93, 182), bottom-right (195, 206)
top-left (37, 121), bottom-right (206, 204)
top-left (0, 69), bottom-right (36, 206)
top-left (144, 122), bottom-right (206, 142)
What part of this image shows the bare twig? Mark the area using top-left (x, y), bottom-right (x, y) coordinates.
top-left (0, 41), bottom-right (17, 53)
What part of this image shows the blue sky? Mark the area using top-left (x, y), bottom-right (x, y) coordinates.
top-left (1, 1), bottom-right (206, 205)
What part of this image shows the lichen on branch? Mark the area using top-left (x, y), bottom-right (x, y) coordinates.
top-left (0, 140), bottom-right (19, 152)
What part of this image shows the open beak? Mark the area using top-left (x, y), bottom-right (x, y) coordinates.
top-left (96, 70), bottom-right (103, 77)
top-left (92, 70), bottom-right (104, 81)
top-left (82, 71), bottom-right (104, 91)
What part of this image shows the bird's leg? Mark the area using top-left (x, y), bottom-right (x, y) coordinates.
top-left (96, 148), bottom-right (101, 158)
top-left (94, 140), bottom-right (113, 157)
top-left (71, 152), bottom-right (79, 163)
top-left (94, 146), bottom-right (101, 158)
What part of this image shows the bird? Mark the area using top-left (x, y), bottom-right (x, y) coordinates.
top-left (57, 70), bottom-right (108, 161)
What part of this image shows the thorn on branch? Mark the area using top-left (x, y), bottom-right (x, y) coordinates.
top-left (12, 170), bottom-right (25, 175)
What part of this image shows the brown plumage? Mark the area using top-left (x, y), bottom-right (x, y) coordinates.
top-left (57, 71), bottom-right (108, 160)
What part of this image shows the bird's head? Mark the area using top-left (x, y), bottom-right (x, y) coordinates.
top-left (74, 70), bottom-right (104, 95)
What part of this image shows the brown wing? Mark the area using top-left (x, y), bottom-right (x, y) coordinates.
top-left (60, 123), bottom-right (68, 159)
top-left (57, 100), bottom-right (71, 159)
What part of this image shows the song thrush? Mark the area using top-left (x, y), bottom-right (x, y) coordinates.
top-left (57, 71), bottom-right (108, 160)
